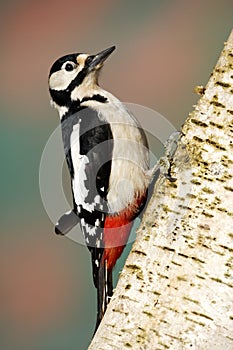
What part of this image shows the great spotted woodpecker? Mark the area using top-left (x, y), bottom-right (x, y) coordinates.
top-left (48, 46), bottom-right (151, 330)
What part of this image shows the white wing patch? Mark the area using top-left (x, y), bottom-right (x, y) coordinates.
top-left (83, 222), bottom-right (96, 236)
top-left (70, 121), bottom-right (90, 208)
top-left (70, 121), bottom-right (104, 213)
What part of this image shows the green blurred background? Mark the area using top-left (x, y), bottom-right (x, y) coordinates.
top-left (1, 0), bottom-right (232, 349)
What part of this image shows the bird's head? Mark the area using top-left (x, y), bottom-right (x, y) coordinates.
top-left (48, 46), bottom-right (115, 113)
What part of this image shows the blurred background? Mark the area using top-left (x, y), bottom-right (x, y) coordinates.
top-left (1, 0), bottom-right (233, 349)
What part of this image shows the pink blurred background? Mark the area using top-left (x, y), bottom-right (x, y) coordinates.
top-left (1, 0), bottom-right (233, 349)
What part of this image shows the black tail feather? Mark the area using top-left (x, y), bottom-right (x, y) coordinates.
top-left (94, 260), bottom-right (113, 334)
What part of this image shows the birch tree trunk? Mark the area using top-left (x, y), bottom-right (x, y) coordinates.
top-left (88, 31), bottom-right (233, 350)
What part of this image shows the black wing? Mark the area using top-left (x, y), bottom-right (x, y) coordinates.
top-left (61, 107), bottom-right (113, 286)
top-left (78, 108), bottom-right (113, 287)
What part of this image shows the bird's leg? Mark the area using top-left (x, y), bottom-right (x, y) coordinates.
top-left (146, 132), bottom-right (181, 185)
top-left (159, 131), bottom-right (181, 182)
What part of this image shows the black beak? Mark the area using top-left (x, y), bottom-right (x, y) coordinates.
top-left (88, 46), bottom-right (116, 70)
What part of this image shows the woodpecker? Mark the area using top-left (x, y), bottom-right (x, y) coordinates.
top-left (48, 46), bottom-right (151, 330)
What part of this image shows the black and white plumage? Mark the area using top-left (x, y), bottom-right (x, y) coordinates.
top-left (48, 46), bottom-right (151, 331)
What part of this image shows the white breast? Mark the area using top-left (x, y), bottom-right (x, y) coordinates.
top-left (82, 91), bottom-right (150, 214)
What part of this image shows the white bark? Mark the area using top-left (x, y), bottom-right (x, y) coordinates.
top-left (88, 31), bottom-right (233, 350)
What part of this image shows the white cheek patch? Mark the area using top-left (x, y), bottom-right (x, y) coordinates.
top-left (49, 65), bottom-right (84, 91)
top-left (49, 70), bottom-right (76, 91)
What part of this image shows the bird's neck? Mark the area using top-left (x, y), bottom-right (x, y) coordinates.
top-left (71, 80), bottom-right (103, 104)
top-left (52, 86), bottom-right (106, 120)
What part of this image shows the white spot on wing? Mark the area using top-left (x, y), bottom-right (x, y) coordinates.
top-left (81, 222), bottom-right (96, 236)
top-left (94, 195), bottom-right (100, 204)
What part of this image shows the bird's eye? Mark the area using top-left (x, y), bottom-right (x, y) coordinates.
top-left (64, 62), bottom-right (76, 71)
